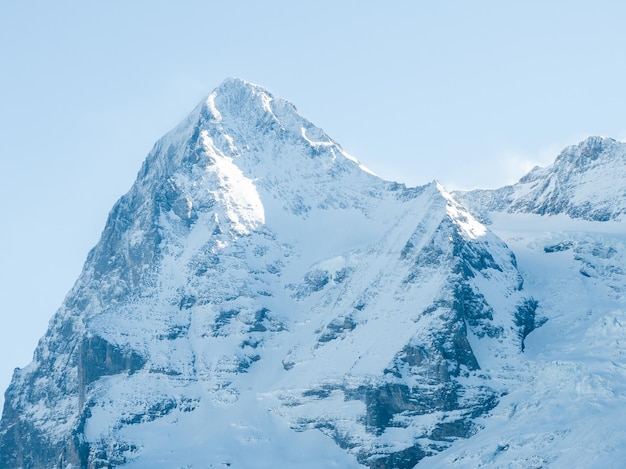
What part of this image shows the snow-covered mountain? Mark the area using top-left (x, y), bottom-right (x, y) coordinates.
top-left (456, 136), bottom-right (626, 222)
top-left (425, 213), bottom-right (626, 468)
top-left (434, 142), bottom-right (626, 467)
top-left (1, 79), bottom-right (624, 468)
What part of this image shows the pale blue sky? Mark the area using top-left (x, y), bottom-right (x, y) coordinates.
top-left (2, 1), bottom-right (626, 404)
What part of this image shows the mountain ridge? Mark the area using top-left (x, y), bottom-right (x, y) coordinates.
top-left (455, 135), bottom-right (626, 222)
top-left (434, 135), bottom-right (626, 467)
top-left (2, 78), bottom-right (623, 468)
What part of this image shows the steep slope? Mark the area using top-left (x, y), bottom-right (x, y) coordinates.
top-left (424, 214), bottom-right (626, 468)
top-left (0, 79), bottom-right (537, 468)
top-left (430, 140), bottom-right (626, 466)
top-left (457, 136), bottom-right (626, 222)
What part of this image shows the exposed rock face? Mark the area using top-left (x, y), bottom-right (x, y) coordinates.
top-left (427, 139), bottom-right (626, 468)
top-left (0, 335), bottom-right (146, 468)
top-left (0, 79), bottom-right (537, 468)
top-left (456, 136), bottom-right (626, 222)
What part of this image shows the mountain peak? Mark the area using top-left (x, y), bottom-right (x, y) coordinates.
top-left (217, 76), bottom-right (253, 89)
top-left (554, 135), bottom-right (619, 168)
top-left (0, 79), bottom-right (539, 468)
top-left (204, 77), bottom-right (278, 122)
top-left (198, 77), bottom-right (307, 141)
top-left (457, 136), bottom-right (626, 221)
top-left (133, 78), bottom-right (378, 229)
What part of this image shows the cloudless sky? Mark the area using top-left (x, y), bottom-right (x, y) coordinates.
top-left (2, 0), bottom-right (626, 407)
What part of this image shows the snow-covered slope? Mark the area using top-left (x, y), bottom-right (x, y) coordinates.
top-left (424, 214), bottom-right (626, 468)
top-left (457, 136), bottom-right (626, 222)
top-left (5, 80), bottom-right (624, 469)
top-left (428, 143), bottom-right (626, 467)
top-left (0, 79), bottom-right (537, 468)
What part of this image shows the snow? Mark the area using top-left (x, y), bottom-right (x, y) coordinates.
top-left (300, 126), bottom-right (333, 147)
top-left (200, 130), bottom-right (265, 233)
top-left (119, 392), bottom-right (365, 469)
top-left (440, 183), bottom-right (487, 239)
top-left (78, 168), bottom-right (527, 466)
top-left (457, 136), bottom-right (626, 222)
top-left (206, 91), bottom-right (223, 122)
top-left (4, 78), bottom-right (625, 468)
top-left (64, 80), bottom-right (528, 466)
top-left (424, 212), bottom-right (626, 467)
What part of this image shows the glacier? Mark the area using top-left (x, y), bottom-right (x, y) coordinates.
top-left (1, 79), bottom-right (625, 468)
